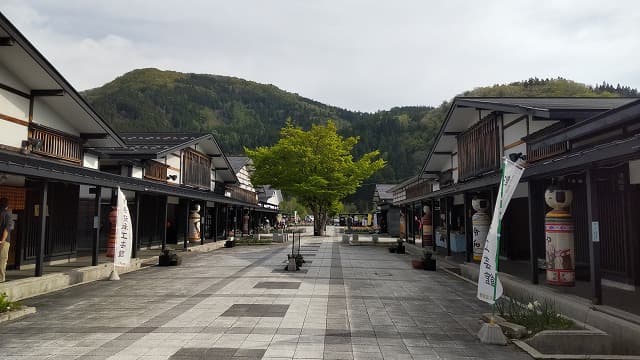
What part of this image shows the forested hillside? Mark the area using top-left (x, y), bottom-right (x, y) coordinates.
top-left (84, 69), bottom-right (638, 210)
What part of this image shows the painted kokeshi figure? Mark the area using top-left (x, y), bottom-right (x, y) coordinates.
top-left (188, 204), bottom-right (201, 243)
top-left (242, 210), bottom-right (249, 234)
top-left (472, 198), bottom-right (490, 261)
top-left (422, 205), bottom-right (433, 246)
top-left (545, 186), bottom-right (575, 286)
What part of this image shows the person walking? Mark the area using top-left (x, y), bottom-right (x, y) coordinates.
top-left (0, 198), bottom-right (12, 282)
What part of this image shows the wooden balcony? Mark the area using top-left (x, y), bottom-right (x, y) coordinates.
top-left (183, 148), bottom-right (211, 189)
top-left (28, 123), bottom-right (82, 164)
top-left (144, 160), bottom-right (168, 182)
top-left (458, 114), bottom-right (500, 181)
top-left (527, 141), bottom-right (569, 163)
top-left (406, 181), bottom-right (432, 200)
top-left (229, 185), bottom-right (258, 204)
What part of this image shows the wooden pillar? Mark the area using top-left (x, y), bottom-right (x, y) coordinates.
top-left (420, 201), bottom-right (425, 248)
top-left (446, 197), bottom-right (452, 257)
top-left (527, 180), bottom-right (540, 284)
top-left (132, 191), bottom-right (140, 259)
top-left (432, 199), bottom-right (437, 252)
top-left (35, 180), bottom-right (48, 277)
top-left (92, 186), bottom-right (102, 266)
top-left (161, 196), bottom-right (168, 251)
top-left (184, 199), bottom-right (190, 250)
top-left (233, 206), bottom-right (238, 238)
top-left (411, 203), bottom-right (416, 244)
top-left (214, 205), bottom-right (218, 242)
top-left (464, 192), bottom-right (472, 263)
top-left (586, 169), bottom-right (602, 304)
top-left (200, 202), bottom-right (206, 245)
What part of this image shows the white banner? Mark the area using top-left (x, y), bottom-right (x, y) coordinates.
top-left (477, 158), bottom-right (525, 304)
top-left (114, 187), bottom-right (133, 266)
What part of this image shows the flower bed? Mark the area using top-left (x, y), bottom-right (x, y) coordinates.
top-left (495, 296), bottom-right (574, 336)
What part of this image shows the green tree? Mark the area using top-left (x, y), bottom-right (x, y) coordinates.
top-left (246, 121), bottom-right (385, 235)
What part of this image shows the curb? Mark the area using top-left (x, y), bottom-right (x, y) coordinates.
top-left (0, 306), bottom-right (36, 324)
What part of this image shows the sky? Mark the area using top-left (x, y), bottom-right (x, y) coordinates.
top-left (2, 1), bottom-right (639, 112)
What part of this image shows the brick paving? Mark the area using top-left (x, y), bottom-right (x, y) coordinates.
top-left (0, 234), bottom-right (532, 359)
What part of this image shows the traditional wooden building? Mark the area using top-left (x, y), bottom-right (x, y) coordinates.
top-left (0, 13), bottom-right (250, 277)
top-left (411, 96), bottom-right (640, 310)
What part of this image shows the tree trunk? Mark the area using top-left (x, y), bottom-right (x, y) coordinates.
top-left (313, 211), bottom-right (326, 236)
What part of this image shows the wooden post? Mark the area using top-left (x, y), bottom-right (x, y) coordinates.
top-left (411, 203), bottom-right (416, 244)
top-left (133, 192), bottom-right (140, 259)
top-left (464, 192), bottom-right (472, 263)
top-left (92, 186), bottom-right (102, 266)
top-left (446, 197), bottom-right (452, 257)
top-left (214, 205), bottom-right (218, 242)
top-left (527, 180), bottom-right (540, 284)
top-left (35, 180), bottom-right (48, 277)
top-left (161, 196), bottom-right (168, 251)
top-left (201, 202), bottom-right (206, 245)
top-left (586, 169), bottom-right (602, 304)
top-left (420, 201), bottom-right (425, 248)
top-left (432, 199), bottom-right (437, 252)
top-left (184, 199), bottom-right (190, 250)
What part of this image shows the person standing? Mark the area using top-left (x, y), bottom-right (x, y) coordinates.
top-left (0, 198), bottom-right (11, 282)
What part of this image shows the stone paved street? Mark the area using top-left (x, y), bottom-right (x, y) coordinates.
top-left (0, 234), bottom-right (532, 359)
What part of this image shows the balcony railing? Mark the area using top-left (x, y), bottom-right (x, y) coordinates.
top-left (29, 124), bottom-right (82, 164)
top-left (229, 185), bottom-right (258, 204)
top-left (527, 141), bottom-right (569, 163)
top-left (144, 160), bottom-right (168, 182)
top-left (406, 181), bottom-right (432, 200)
top-left (458, 114), bottom-right (500, 181)
top-left (183, 148), bottom-right (211, 189)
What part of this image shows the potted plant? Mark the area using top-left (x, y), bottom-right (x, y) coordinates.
top-left (396, 238), bottom-right (405, 254)
top-left (423, 250), bottom-right (436, 271)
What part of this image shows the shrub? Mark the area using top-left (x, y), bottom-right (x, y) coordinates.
top-left (0, 293), bottom-right (21, 313)
top-left (495, 295), bottom-right (574, 335)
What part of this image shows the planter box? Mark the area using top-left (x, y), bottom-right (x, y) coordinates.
top-left (411, 260), bottom-right (424, 269)
top-left (372, 234), bottom-right (379, 243)
top-left (424, 258), bottom-right (436, 271)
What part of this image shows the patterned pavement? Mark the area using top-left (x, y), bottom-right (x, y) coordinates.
top-left (0, 232), bottom-right (532, 359)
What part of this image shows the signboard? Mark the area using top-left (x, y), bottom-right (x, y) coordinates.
top-left (591, 221), bottom-right (600, 242)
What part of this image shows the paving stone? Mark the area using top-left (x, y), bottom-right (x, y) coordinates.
top-left (221, 304), bottom-right (290, 317)
top-left (254, 281), bottom-right (301, 289)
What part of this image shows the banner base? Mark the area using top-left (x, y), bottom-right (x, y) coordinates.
top-left (109, 267), bottom-right (120, 281)
top-left (478, 322), bottom-right (508, 345)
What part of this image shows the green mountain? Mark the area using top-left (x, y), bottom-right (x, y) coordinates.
top-left (84, 69), bottom-right (638, 210)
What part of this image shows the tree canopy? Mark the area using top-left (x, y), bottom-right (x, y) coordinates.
top-left (245, 121), bottom-right (385, 235)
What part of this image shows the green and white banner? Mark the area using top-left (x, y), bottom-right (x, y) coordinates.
top-left (477, 158), bottom-right (525, 304)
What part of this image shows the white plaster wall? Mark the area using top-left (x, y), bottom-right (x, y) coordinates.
top-left (432, 183), bottom-right (440, 192)
top-left (453, 169), bottom-right (459, 183)
top-left (82, 153), bottom-right (99, 169)
top-left (131, 166), bottom-right (143, 179)
top-left (0, 64), bottom-right (29, 93)
top-left (529, 119), bottom-right (558, 134)
top-left (32, 99), bottom-right (79, 135)
top-left (168, 196), bottom-right (180, 205)
top-left (166, 153), bottom-right (181, 169)
top-left (167, 168), bottom-right (180, 184)
top-left (454, 194), bottom-right (464, 205)
top-left (629, 160), bottom-right (640, 184)
top-left (504, 119), bottom-right (527, 148)
top-left (0, 89), bottom-right (29, 121)
top-left (507, 142), bottom-right (527, 157)
top-left (0, 121), bottom-right (28, 148)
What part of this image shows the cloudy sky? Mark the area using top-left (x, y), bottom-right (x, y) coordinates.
top-left (2, 1), bottom-right (639, 112)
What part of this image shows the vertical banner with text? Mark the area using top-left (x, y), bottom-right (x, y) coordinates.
top-left (477, 158), bottom-right (525, 304)
top-left (114, 187), bottom-right (133, 266)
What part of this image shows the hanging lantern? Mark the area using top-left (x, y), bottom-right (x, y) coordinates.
top-left (472, 198), bottom-right (490, 261)
top-left (422, 205), bottom-right (433, 247)
top-left (545, 185), bottom-right (575, 286)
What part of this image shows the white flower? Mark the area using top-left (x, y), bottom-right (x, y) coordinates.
top-left (557, 313), bottom-right (561, 317)
top-left (527, 303), bottom-right (534, 310)
top-left (533, 301), bottom-right (541, 307)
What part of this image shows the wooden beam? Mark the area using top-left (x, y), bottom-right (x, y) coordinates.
top-left (80, 133), bottom-right (108, 140)
top-left (215, 167), bottom-right (229, 171)
top-left (0, 37), bottom-right (14, 46)
top-left (0, 83), bottom-right (29, 98)
top-left (211, 154), bottom-right (223, 157)
top-left (443, 132), bottom-right (461, 136)
top-left (31, 89), bottom-right (64, 97)
top-left (0, 112), bottom-right (29, 127)
top-left (586, 169), bottom-right (602, 305)
top-left (433, 152), bottom-right (452, 156)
